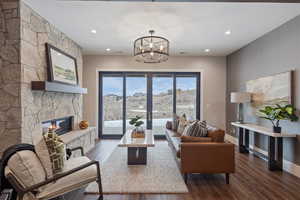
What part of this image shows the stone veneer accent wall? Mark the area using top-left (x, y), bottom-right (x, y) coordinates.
top-left (0, 0), bottom-right (22, 155)
top-left (0, 1), bottom-right (83, 155)
top-left (20, 2), bottom-right (83, 144)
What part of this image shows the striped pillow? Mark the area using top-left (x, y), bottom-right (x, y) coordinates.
top-left (185, 120), bottom-right (208, 137)
top-left (182, 121), bottom-right (197, 136)
top-left (195, 120), bottom-right (208, 137)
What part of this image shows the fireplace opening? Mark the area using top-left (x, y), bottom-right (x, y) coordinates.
top-left (42, 116), bottom-right (74, 135)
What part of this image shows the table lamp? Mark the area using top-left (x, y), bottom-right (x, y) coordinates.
top-left (231, 92), bottom-right (251, 124)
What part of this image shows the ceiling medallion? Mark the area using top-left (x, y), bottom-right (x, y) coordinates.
top-left (134, 30), bottom-right (169, 63)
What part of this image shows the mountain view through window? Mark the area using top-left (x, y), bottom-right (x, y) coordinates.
top-left (102, 74), bottom-right (198, 136)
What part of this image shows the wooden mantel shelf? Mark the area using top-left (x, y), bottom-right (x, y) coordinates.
top-left (31, 81), bottom-right (87, 94)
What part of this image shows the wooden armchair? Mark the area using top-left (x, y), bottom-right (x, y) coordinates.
top-left (4, 147), bottom-right (103, 200)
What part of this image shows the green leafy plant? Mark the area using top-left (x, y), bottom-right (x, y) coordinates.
top-left (129, 115), bottom-right (144, 127)
top-left (259, 104), bottom-right (298, 127)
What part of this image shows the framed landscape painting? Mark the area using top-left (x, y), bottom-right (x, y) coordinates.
top-left (246, 71), bottom-right (293, 116)
top-left (46, 43), bottom-right (79, 85)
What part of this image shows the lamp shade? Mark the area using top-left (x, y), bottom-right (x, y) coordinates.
top-left (231, 92), bottom-right (251, 103)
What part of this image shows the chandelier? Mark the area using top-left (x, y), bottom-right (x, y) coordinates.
top-left (134, 30), bottom-right (169, 63)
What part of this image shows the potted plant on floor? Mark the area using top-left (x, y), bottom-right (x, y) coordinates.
top-left (129, 115), bottom-right (145, 138)
top-left (259, 104), bottom-right (298, 133)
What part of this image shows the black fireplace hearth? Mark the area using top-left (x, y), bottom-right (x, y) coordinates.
top-left (42, 116), bottom-right (74, 135)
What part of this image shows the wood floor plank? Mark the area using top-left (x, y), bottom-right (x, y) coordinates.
top-left (65, 140), bottom-right (300, 200)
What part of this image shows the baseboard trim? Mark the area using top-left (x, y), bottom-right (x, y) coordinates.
top-left (225, 134), bottom-right (300, 178)
top-left (283, 160), bottom-right (300, 178)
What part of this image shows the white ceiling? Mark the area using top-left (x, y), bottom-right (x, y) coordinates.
top-left (23, 0), bottom-right (300, 56)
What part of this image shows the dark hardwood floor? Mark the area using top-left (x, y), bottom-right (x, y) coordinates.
top-left (65, 139), bottom-right (300, 200)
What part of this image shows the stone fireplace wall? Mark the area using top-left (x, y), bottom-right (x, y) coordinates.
top-left (20, 2), bottom-right (83, 144)
top-left (0, 1), bottom-right (83, 156)
top-left (0, 0), bottom-right (21, 155)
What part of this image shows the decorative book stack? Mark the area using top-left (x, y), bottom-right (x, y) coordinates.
top-left (131, 128), bottom-right (145, 138)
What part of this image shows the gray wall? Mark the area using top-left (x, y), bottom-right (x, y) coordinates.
top-left (227, 15), bottom-right (300, 164)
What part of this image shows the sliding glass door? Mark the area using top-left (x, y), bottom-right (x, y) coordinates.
top-left (176, 75), bottom-right (198, 120)
top-left (100, 73), bottom-right (124, 137)
top-left (99, 72), bottom-right (200, 138)
top-left (151, 74), bottom-right (174, 136)
top-left (125, 74), bottom-right (148, 132)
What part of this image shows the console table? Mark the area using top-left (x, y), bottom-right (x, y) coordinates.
top-left (231, 122), bottom-right (297, 171)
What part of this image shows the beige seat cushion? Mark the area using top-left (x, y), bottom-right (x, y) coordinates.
top-left (6, 150), bottom-right (46, 191)
top-left (5, 168), bottom-right (37, 200)
top-left (169, 135), bottom-right (181, 152)
top-left (165, 129), bottom-right (181, 151)
top-left (36, 156), bottom-right (98, 199)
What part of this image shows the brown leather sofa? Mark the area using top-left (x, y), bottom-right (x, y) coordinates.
top-left (165, 124), bottom-right (235, 184)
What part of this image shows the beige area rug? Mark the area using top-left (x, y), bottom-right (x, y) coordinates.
top-left (85, 142), bottom-right (189, 194)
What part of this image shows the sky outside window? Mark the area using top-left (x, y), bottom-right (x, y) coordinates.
top-left (103, 76), bottom-right (196, 96)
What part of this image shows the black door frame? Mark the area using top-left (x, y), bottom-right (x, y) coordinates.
top-left (98, 71), bottom-right (201, 139)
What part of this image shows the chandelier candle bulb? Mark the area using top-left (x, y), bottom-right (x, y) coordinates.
top-left (225, 30), bottom-right (232, 35)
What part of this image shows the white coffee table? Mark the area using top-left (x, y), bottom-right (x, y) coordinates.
top-left (118, 129), bottom-right (155, 165)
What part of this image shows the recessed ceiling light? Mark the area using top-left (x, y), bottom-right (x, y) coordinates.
top-left (106, 48), bottom-right (111, 52)
top-left (225, 30), bottom-right (231, 35)
top-left (91, 29), bottom-right (97, 34)
top-left (205, 49), bottom-right (210, 52)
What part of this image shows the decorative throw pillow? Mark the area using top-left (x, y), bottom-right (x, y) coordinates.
top-left (182, 121), bottom-right (197, 136)
top-left (182, 123), bottom-right (191, 136)
top-left (193, 120), bottom-right (208, 137)
top-left (182, 120), bottom-right (208, 137)
top-left (35, 132), bottom-right (65, 178)
top-left (44, 132), bottom-right (65, 174)
top-left (35, 136), bottom-right (54, 178)
top-left (177, 115), bottom-right (188, 135)
top-left (166, 121), bottom-right (172, 130)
